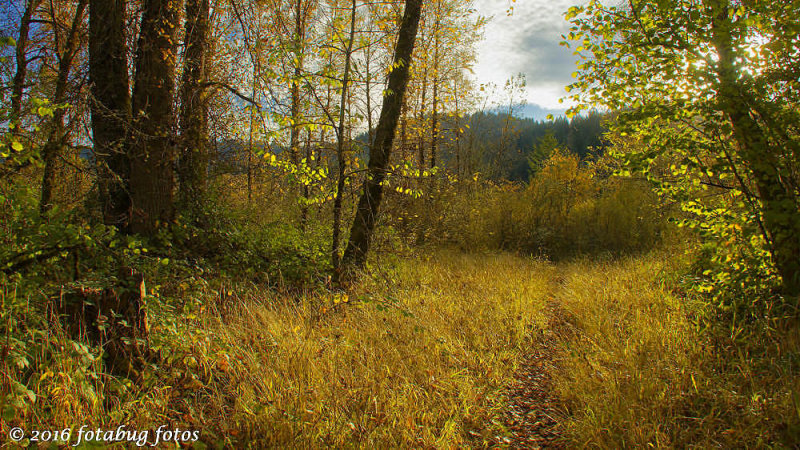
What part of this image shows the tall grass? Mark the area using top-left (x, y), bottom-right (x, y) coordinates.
top-left (386, 151), bottom-right (666, 260)
top-left (190, 252), bottom-right (554, 447)
top-left (3, 251), bottom-right (555, 447)
top-left (6, 247), bottom-right (797, 447)
top-left (550, 251), bottom-right (800, 447)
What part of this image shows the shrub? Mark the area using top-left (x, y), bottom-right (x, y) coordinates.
top-left (387, 150), bottom-right (667, 259)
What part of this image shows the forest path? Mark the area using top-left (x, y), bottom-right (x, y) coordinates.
top-left (384, 250), bottom-right (573, 447)
top-left (497, 278), bottom-right (572, 449)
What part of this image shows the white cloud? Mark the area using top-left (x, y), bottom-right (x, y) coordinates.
top-left (473, 0), bottom-right (586, 110)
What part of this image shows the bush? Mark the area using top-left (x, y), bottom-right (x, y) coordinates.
top-left (386, 150), bottom-right (667, 259)
top-left (171, 194), bottom-right (331, 288)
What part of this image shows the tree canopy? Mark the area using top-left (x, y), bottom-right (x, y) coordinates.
top-left (566, 0), bottom-right (800, 299)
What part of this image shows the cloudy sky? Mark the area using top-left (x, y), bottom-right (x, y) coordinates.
top-left (472, 0), bottom-right (586, 111)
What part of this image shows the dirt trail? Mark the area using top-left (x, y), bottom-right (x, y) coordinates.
top-left (497, 279), bottom-right (575, 448)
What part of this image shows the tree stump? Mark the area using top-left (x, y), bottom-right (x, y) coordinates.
top-left (57, 267), bottom-right (149, 377)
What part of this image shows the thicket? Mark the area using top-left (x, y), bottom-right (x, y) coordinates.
top-left (565, 0), bottom-right (800, 310)
top-left (388, 149), bottom-right (665, 260)
top-left (0, 169), bottom-right (337, 428)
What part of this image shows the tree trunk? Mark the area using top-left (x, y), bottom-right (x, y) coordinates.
top-left (418, 72), bottom-right (427, 172)
top-left (400, 102), bottom-right (408, 188)
top-left (431, 82), bottom-right (438, 170)
top-left (291, 0), bottom-right (311, 226)
top-left (289, 0), bottom-right (306, 167)
top-left (711, 0), bottom-right (800, 297)
top-left (301, 127), bottom-right (313, 225)
top-left (130, 0), bottom-right (182, 235)
top-left (10, 0), bottom-right (42, 128)
top-left (91, 0), bottom-right (132, 230)
top-left (454, 80), bottom-right (462, 177)
top-left (365, 44), bottom-right (375, 146)
top-left (87, 0), bottom-right (154, 374)
top-left (178, 0), bottom-right (210, 214)
top-left (40, 0), bottom-right (88, 214)
top-left (431, 9), bottom-right (440, 173)
top-left (339, 0), bottom-right (423, 277)
top-left (331, 0), bottom-right (358, 272)
top-left (247, 68), bottom-right (257, 206)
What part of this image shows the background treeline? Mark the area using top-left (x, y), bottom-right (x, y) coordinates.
top-left (433, 109), bottom-right (606, 181)
top-left (226, 109), bottom-right (607, 182)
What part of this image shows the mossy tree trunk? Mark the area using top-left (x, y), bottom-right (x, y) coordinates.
top-left (711, 0), bottom-right (800, 297)
top-left (178, 0), bottom-right (210, 215)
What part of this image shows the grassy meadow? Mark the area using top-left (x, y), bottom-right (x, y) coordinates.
top-left (5, 236), bottom-right (798, 447)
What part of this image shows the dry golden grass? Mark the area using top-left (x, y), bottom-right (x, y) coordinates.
top-left (9, 249), bottom-right (798, 448)
top-left (549, 252), bottom-right (800, 447)
top-left (173, 251), bottom-right (555, 447)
